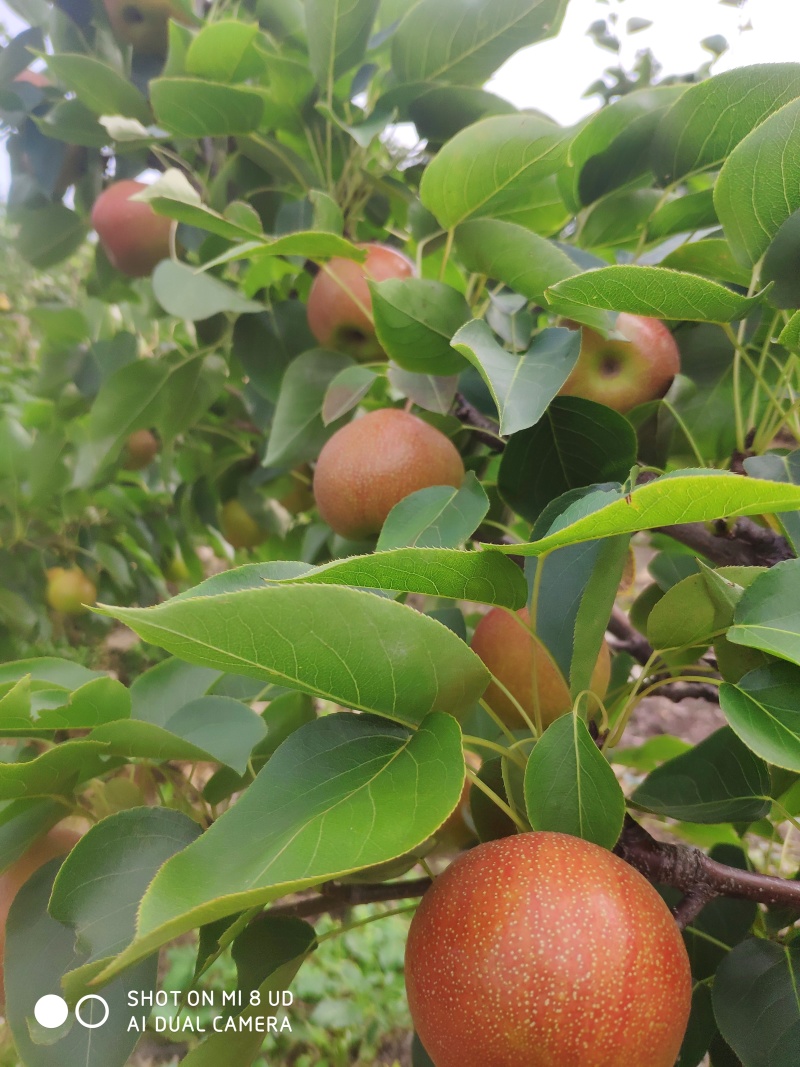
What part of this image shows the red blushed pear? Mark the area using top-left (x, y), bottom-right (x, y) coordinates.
top-left (91, 180), bottom-right (172, 278)
top-left (0, 827), bottom-right (81, 1003)
top-left (306, 243), bottom-right (416, 360)
top-left (470, 607), bottom-right (611, 730)
top-left (312, 408), bottom-right (464, 539)
top-left (405, 832), bottom-right (692, 1067)
top-left (559, 313), bottom-right (681, 413)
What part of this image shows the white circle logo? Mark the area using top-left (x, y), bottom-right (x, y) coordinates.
top-left (75, 994), bottom-right (109, 1029)
top-left (33, 994), bottom-right (69, 1029)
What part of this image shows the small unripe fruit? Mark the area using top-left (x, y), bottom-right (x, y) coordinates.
top-left (45, 567), bottom-right (97, 616)
top-left (220, 499), bottom-right (266, 550)
top-left (91, 180), bottom-right (172, 278)
top-left (471, 608), bottom-right (610, 730)
top-left (123, 429), bottom-right (159, 470)
top-left (405, 832), bottom-right (692, 1067)
top-left (0, 826), bottom-right (81, 1003)
top-left (313, 409), bottom-right (464, 539)
top-left (307, 243), bottom-right (415, 360)
top-left (559, 313), bottom-right (680, 413)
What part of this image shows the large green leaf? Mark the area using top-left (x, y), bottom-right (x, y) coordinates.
top-left (91, 712), bottom-right (464, 985)
top-left (492, 472), bottom-right (800, 557)
top-left (713, 938), bottom-right (800, 1067)
top-left (6, 862), bottom-right (156, 1067)
top-left (451, 321), bottom-right (580, 436)
top-left (720, 663), bottom-right (800, 773)
top-left (152, 261), bottom-right (262, 320)
top-left (716, 97), bottom-right (800, 267)
top-left (392, 0), bottom-right (566, 85)
top-left (185, 20), bottom-right (262, 82)
top-left (173, 547), bottom-right (526, 607)
top-left (95, 584), bottom-right (489, 725)
top-left (652, 64), bottom-right (800, 184)
top-left (0, 740), bottom-right (110, 799)
top-left (44, 54), bottom-right (151, 123)
top-left (371, 278), bottom-right (470, 376)
top-left (728, 560), bottom-right (800, 666)
top-left (0, 675), bottom-right (130, 734)
top-left (420, 113), bottom-right (566, 229)
top-left (150, 78), bottom-right (265, 136)
top-left (498, 396), bottom-right (637, 524)
top-left (743, 451), bottom-right (800, 554)
top-left (524, 715), bottom-right (625, 849)
top-left (306, 0), bottom-right (379, 88)
top-left (547, 266), bottom-right (762, 323)
top-left (631, 727), bottom-right (770, 823)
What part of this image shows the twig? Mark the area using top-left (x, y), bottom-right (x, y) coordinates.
top-left (654, 516), bottom-right (793, 568)
top-left (452, 393), bottom-right (504, 452)
top-left (608, 606), bottom-right (653, 665)
top-left (615, 817), bottom-right (800, 929)
top-left (264, 877), bottom-right (432, 920)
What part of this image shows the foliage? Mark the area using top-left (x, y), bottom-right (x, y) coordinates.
top-left (1, 1), bottom-right (800, 1066)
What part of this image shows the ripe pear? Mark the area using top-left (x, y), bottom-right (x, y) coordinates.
top-left (471, 607), bottom-right (611, 729)
top-left (405, 832), bottom-right (692, 1067)
top-left (101, 0), bottom-right (185, 55)
top-left (313, 408), bottom-right (464, 539)
top-left (307, 243), bottom-right (415, 360)
top-left (559, 313), bottom-right (680, 413)
top-left (91, 180), bottom-right (172, 278)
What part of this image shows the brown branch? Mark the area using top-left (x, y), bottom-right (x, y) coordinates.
top-left (264, 877), bottom-right (432, 920)
top-left (608, 606), bottom-right (653, 665)
top-left (615, 817), bottom-right (800, 928)
top-left (654, 516), bottom-right (792, 568)
top-left (452, 393), bottom-right (504, 452)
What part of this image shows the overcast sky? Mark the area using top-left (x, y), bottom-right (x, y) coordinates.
top-left (0, 0), bottom-right (797, 196)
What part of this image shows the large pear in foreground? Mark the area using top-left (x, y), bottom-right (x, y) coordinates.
top-left (471, 607), bottom-right (610, 729)
top-left (313, 408), bottom-right (464, 539)
top-left (91, 180), bottom-right (172, 278)
top-left (559, 313), bottom-right (680, 413)
top-left (405, 832), bottom-right (692, 1067)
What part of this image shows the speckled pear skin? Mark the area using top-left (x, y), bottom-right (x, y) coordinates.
top-left (405, 832), bottom-right (692, 1067)
top-left (313, 408), bottom-right (465, 539)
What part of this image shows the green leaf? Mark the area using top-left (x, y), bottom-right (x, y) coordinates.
top-left (564, 85), bottom-right (686, 208)
top-left (646, 189), bottom-right (719, 241)
top-left (321, 365), bottom-right (377, 425)
top-left (264, 349), bottom-right (354, 466)
top-left (779, 311), bottom-right (800, 351)
top-left (652, 63), bottom-right (800, 184)
top-left (454, 218), bottom-right (580, 305)
top-left (728, 560), bottom-right (800, 666)
top-left (498, 396), bottom-right (637, 524)
top-left (0, 799), bottom-right (67, 872)
top-left (95, 584), bottom-right (490, 725)
top-left (547, 266), bottom-right (762, 323)
top-left (0, 658), bottom-right (99, 689)
top-left (523, 715), bottom-right (625, 849)
top-left (760, 209), bottom-right (800, 309)
top-left (0, 740), bottom-right (110, 799)
top-left (720, 663), bottom-right (800, 773)
top-left (743, 451), bottom-right (800, 553)
top-left (90, 696), bottom-right (267, 774)
top-left (386, 365), bottom-right (459, 415)
top-left (371, 278), bottom-right (470, 376)
top-left (6, 862), bottom-right (156, 1067)
top-left (420, 113), bottom-right (566, 229)
top-left (392, 0), bottom-right (567, 85)
top-left (44, 53), bottom-right (151, 123)
top-left (14, 203), bottom-right (88, 269)
top-left (715, 97), bottom-right (800, 267)
top-left (151, 261), bottom-right (262, 320)
top-left (130, 658), bottom-right (221, 727)
top-left (646, 566), bottom-right (760, 652)
top-left (631, 727), bottom-right (770, 823)
top-left (92, 712), bottom-right (464, 985)
top-left (185, 547), bottom-right (527, 608)
top-left (51, 808), bottom-right (201, 961)
top-left (713, 938), bottom-right (800, 1067)
top-left (451, 322), bottom-right (580, 436)
top-left (0, 675), bottom-right (131, 734)
top-left (660, 239), bottom-right (752, 289)
top-left (376, 473), bottom-right (488, 550)
top-left (306, 0), bottom-right (379, 87)
top-left (150, 78), bottom-right (264, 137)
top-left (181, 917), bottom-right (315, 1067)
top-left (494, 472), bottom-right (800, 557)
top-left (185, 20), bottom-right (261, 82)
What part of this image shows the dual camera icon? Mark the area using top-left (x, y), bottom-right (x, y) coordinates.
top-left (34, 993), bottom-right (109, 1030)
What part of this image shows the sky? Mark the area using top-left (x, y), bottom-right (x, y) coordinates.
top-left (0, 0), bottom-right (798, 194)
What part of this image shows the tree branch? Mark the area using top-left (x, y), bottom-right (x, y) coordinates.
top-left (452, 394), bottom-right (504, 452)
top-left (265, 877), bottom-right (432, 920)
top-left (654, 516), bottom-right (792, 568)
top-left (615, 817), bottom-right (800, 928)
